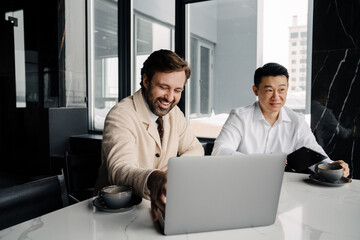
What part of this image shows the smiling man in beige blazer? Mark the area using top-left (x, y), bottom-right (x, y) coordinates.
top-left (95, 49), bottom-right (204, 221)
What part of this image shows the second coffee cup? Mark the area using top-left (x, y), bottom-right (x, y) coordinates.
top-left (317, 163), bottom-right (343, 182)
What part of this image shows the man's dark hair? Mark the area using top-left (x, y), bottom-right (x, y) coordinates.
top-left (254, 63), bottom-right (289, 88)
top-left (140, 49), bottom-right (191, 88)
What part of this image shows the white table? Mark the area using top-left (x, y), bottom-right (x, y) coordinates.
top-left (1, 172), bottom-right (359, 240)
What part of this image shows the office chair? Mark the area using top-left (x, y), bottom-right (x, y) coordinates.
top-left (201, 142), bottom-right (214, 155)
top-left (0, 173), bottom-right (69, 230)
top-left (64, 151), bottom-right (101, 203)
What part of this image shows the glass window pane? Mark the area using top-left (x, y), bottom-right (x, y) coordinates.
top-left (137, 18), bottom-right (152, 55)
top-left (187, 0), bottom-right (262, 138)
top-left (88, 0), bottom-right (118, 131)
top-left (190, 37), bottom-right (198, 115)
top-left (200, 46), bottom-right (210, 114)
top-left (88, 0), bottom-right (175, 130)
top-left (187, 0), bottom-right (312, 138)
top-left (132, 0), bottom-right (175, 94)
top-left (264, 0), bottom-right (310, 119)
top-left (65, 0), bottom-right (87, 108)
top-left (6, 10), bottom-right (26, 108)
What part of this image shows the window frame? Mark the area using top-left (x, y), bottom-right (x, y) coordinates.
top-left (86, 0), bottom-right (313, 134)
top-left (132, 11), bottom-right (175, 94)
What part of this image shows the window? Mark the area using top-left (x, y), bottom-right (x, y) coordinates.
top-left (300, 58), bottom-right (306, 63)
top-left (87, 0), bottom-right (313, 133)
top-left (5, 10), bottom-right (26, 108)
top-left (87, 0), bottom-right (175, 131)
top-left (133, 11), bottom-right (174, 93)
top-left (186, 0), bottom-right (262, 138)
top-left (184, 0), bottom-right (313, 137)
top-left (87, 0), bottom-right (118, 131)
top-left (300, 68), bottom-right (306, 72)
top-left (290, 32), bottom-right (298, 38)
top-left (292, 69), bottom-right (296, 73)
top-left (189, 37), bottom-right (214, 118)
top-left (300, 40), bottom-right (307, 46)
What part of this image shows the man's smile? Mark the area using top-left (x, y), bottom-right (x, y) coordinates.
top-left (158, 98), bottom-right (172, 109)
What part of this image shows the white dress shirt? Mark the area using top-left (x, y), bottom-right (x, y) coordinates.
top-left (212, 101), bottom-right (331, 171)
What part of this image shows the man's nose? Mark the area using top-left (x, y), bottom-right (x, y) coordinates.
top-left (272, 91), bottom-right (280, 99)
top-left (165, 90), bottom-right (174, 102)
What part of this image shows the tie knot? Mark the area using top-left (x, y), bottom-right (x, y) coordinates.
top-left (156, 117), bottom-right (164, 142)
top-left (156, 116), bottom-right (163, 126)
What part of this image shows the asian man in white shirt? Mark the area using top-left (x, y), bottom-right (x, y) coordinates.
top-left (212, 62), bottom-right (349, 177)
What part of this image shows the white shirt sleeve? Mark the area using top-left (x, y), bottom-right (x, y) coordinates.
top-left (295, 117), bottom-right (332, 172)
top-left (212, 111), bottom-right (244, 156)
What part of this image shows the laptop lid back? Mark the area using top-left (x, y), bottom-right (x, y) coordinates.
top-left (164, 153), bottom-right (286, 235)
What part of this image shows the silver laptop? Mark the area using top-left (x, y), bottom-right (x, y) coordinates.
top-left (158, 153), bottom-right (287, 235)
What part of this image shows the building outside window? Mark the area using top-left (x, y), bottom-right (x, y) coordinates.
top-left (290, 32), bottom-right (299, 38)
top-left (287, 13), bottom-right (308, 112)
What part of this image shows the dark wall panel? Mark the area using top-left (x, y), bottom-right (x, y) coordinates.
top-left (312, 0), bottom-right (360, 179)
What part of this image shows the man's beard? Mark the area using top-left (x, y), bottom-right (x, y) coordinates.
top-left (143, 89), bottom-right (176, 117)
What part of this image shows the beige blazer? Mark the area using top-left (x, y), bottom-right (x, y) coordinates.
top-left (94, 90), bottom-right (204, 198)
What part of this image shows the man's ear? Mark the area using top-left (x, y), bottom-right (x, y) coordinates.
top-left (252, 85), bottom-right (259, 96)
top-left (143, 74), bottom-right (149, 89)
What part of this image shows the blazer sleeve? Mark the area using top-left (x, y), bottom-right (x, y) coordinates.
top-left (102, 108), bottom-right (153, 198)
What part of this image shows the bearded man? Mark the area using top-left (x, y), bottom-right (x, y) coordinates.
top-left (94, 49), bottom-right (204, 221)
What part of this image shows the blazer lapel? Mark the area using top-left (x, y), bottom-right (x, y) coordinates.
top-left (133, 90), bottom-right (162, 148)
top-left (161, 114), bottom-right (170, 147)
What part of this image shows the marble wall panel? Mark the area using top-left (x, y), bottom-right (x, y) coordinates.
top-left (312, 0), bottom-right (360, 179)
top-left (313, 0), bottom-right (360, 51)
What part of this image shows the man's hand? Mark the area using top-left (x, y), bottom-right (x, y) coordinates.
top-left (332, 160), bottom-right (350, 177)
top-left (147, 170), bottom-right (167, 222)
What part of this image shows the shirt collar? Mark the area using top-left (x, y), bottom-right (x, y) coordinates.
top-left (254, 101), bottom-right (291, 123)
top-left (280, 106), bottom-right (291, 122)
top-left (142, 91), bottom-right (160, 123)
top-left (254, 102), bottom-right (264, 121)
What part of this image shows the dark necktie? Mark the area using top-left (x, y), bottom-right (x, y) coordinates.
top-left (156, 117), bottom-right (164, 142)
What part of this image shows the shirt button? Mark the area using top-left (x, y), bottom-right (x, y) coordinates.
top-left (155, 153), bottom-right (160, 157)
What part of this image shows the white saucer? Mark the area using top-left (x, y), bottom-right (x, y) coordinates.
top-left (93, 194), bottom-right (142, 213)
top-left (309, 174), bottom-right (352, 187)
